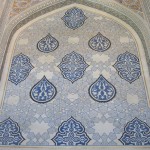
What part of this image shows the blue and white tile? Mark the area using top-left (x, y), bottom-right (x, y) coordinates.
top-left (0, 7), bottom-right (150, 146)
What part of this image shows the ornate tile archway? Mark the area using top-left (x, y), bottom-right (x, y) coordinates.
top-left (0, 0), bottom-right (150, 149)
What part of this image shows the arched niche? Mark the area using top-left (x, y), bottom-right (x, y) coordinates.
top-left (0, 1), bottom-right (150, 149)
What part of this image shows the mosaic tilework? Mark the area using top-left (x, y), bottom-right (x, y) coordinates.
top-left (37, 34), bottom-right (59, 53)
top-left (8, 53), bottom-right (34, 85)
top-left (119, 118), bottom-right (150, 145)
top-left (62, 7), bottom-right (87, 30)
top-left (30, 76), bottom-right (57, 103)
top-left (114, 52), bottom-right (141, 83)
top-left (88, 32), bottom-right (111, 52)
top-left (0, 118), bottom-right (25, 145)
top-left (58, 51), bottom-right (89, 83)
top-left (89, 75), bottom-right (116, 103)
top-left (52, 117), bottom-right (91, 145)
top-left (0, 0), bottom-right (149, 88)
top-left (0, 6), bottom-right (150, 147)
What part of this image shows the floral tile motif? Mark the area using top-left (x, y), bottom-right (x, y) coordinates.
top-left (114, 51), bottom-right (141, 83)
top-left (89, 75), bottom-right (116, 102)
top-left (0, 118), bottom-right (25, 145)
top-left (52, 117), bottom-right (91, 146)
top-left (88, 32), bottom-right (111, 52)
top-left (37, 34), bottom-right (59, 53)
top-left (62, 7), bottom-right (87, 30)
top-left (8, 53), bottom-right (34, 85)
top-left (30, 76), bottom-right (57, 103)
top-left (58, 51), bottom-right (89, 83)
top-left (119, 118), bottom-right (150, 145)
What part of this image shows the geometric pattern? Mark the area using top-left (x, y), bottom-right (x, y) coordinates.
top-left (119, 118), bottom-right (150, 145)
top-left (2, 1), bottom-right (149, 146)
top-left (62, 7), bottom-right (87, 30)
top-left (0, 118), bottom-right (25, 145)
top-left (8, 53), bottom-right (34, 85)
top-left (89, 75), bottom-right (116, 102)
top-left (114, 51), bottom-right (141, 83)
top-left (88, 32), bottom-right (111, 52)
top-left (58, 51), bottom-right (89, 83)
top-left (37, 34), bottom-right (59, 53)
top-left (52, 117), bottom-right (91, 146)
top-left (30, 76), bottom-right (57, 103)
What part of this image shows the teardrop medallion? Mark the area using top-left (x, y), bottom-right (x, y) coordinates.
top-left (30, 76), bottom-right (57, 103)
top-left (88, 32), bottom-right (111, 52)
top-left (37, 34), bottom-right (59, 53)
top-left (89, 75), bottom-right (116, 102)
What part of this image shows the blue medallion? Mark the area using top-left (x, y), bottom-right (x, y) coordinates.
top-left (114, 51), bottom-right (141, 83)
top-left (89, 75), bottom-right (116, 102)
top-left (9, 53), bottom-right (34, 85)
top-left (37, 34), bottom-right (59, 53)
top-left (88, 32), bottom-right (111, 52)
top-left (52, 117), bottom-right (91, 146)
top-left (58, 51), bottom-right (89, 83)
top-left (62, 7), bottom-right (87, 30)
top-left (30, 76), bottom-right (57, 103)
top-left (119, 118), bottom-right (150, 145)
top-left (0, 118), bottom-right (25, 145)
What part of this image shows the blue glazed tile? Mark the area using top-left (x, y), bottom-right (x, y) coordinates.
top-left (62, 7), bottom-right (87, 30)
top-left (30, 76), bottom-right (57, 103)
top-left (1, 6), bottom-right (150, 147)
top-left (37, 34), bottom-right (59, 53)
top-left (58, 51), bottom-right (89, 83)
top-left (119, 118), bottom-right (150, 145)
top-left (52, 117), bottom-right (91, 146)
top-left (88, 32), bottom-right (111, 52)
top-left (89, 75), bottom-right (116, 102)
top-left (114, 52), bottom-right (141, 83)
top-left (9, 53), bottom-right (34, 85)
top-left (0, 118), bottom-right (25, 145)
top-left (92, 133), bottom-right (101, 140)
